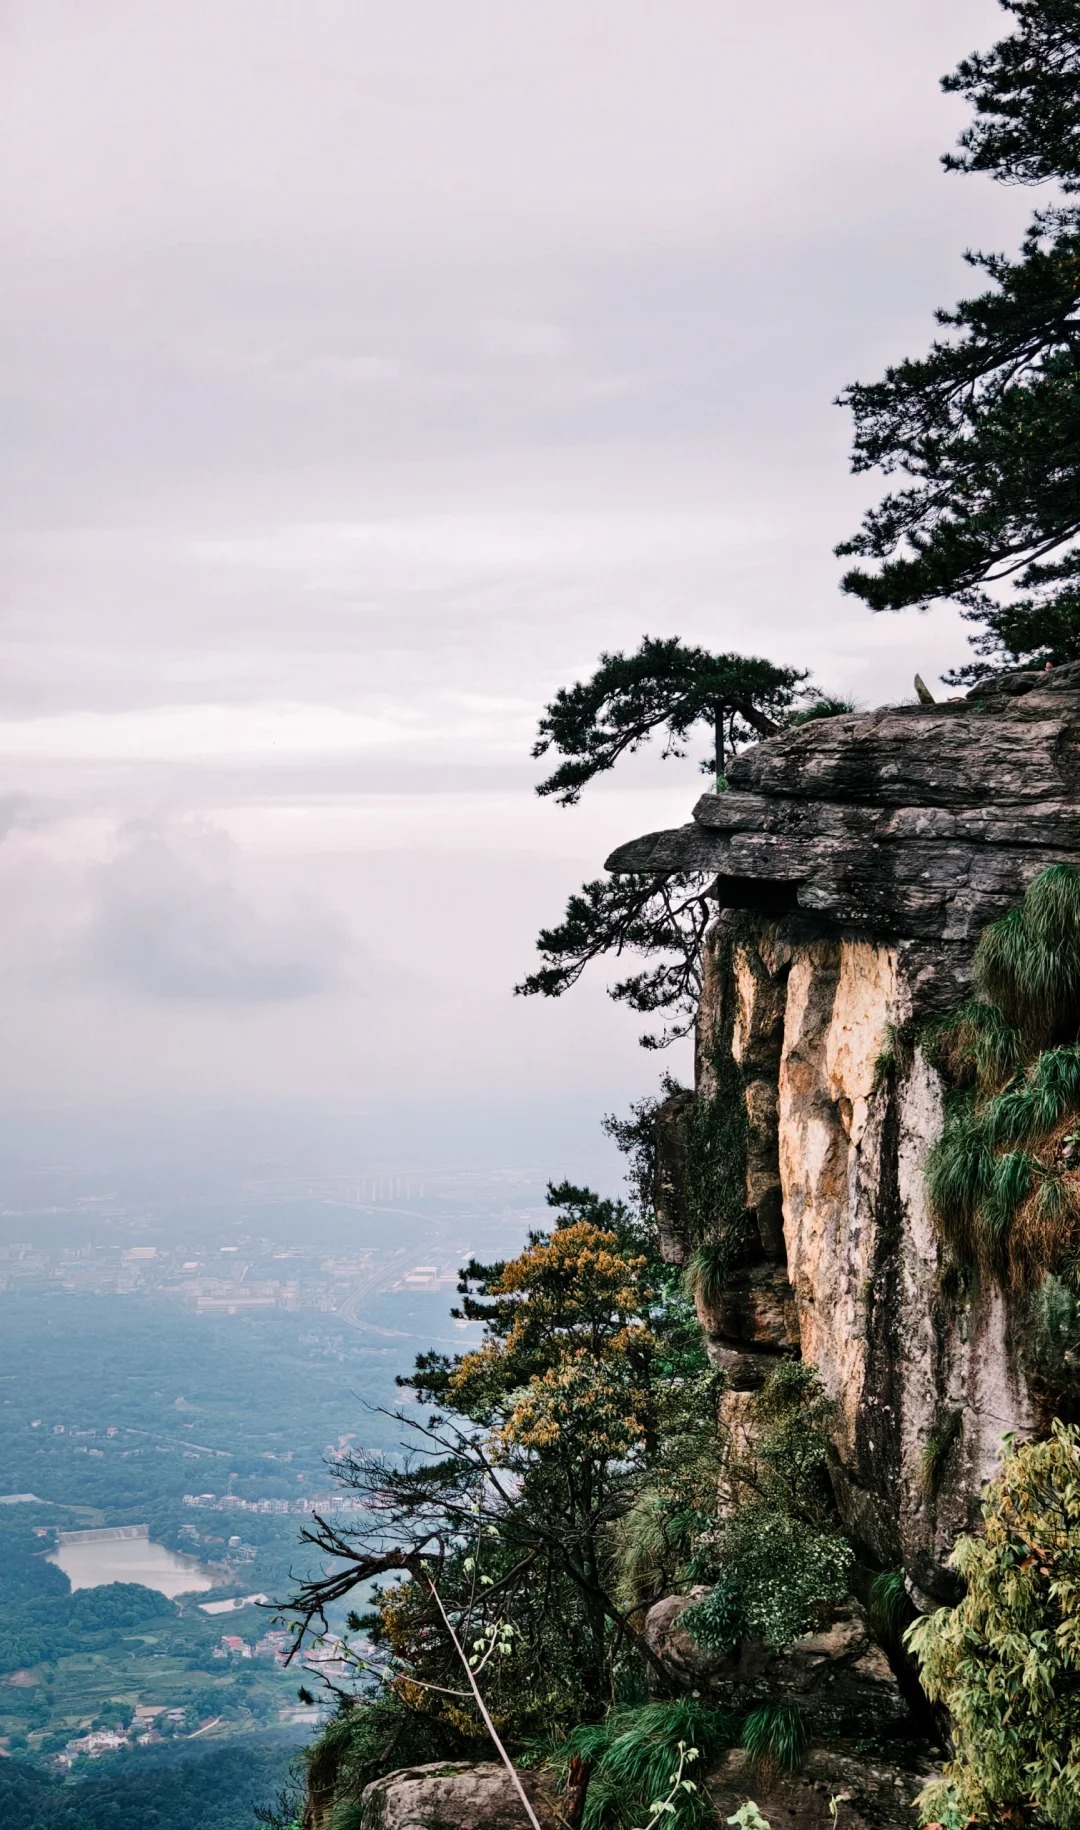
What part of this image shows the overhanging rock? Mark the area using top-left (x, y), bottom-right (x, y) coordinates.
top-left (605, 662), bottom-right (1080, 943)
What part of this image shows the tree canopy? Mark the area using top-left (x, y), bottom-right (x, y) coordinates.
top-left (286, 1182), bottom-right (716, 1720)
top-left (838, 0), bottom-right (1080, 678)
top-left (533, 637), bottom-right (808, 802)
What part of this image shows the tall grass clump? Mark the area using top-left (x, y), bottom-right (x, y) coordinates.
top-left (739, 1703), bottom-right (808, 1778)
top-left (561, 1702), bottom-right (736, 1830)
top-left (683, 1239), bottom-right (733, 1313)
top-left (867, 1569), bottom-right (911, 1646)
top-left (924, 866), bottom-right (1080, 1287)
top-left (611, 1487), bottom-right (684, 1612)
top-left (918, 1409), bottom-right (963, 1500)
top-left (974, 863), bottom-right (1080, 1047)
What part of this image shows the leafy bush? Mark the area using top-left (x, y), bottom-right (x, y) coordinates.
top-left (682, 1362), bottom-right (850, 1655)
top-left (1028, 1272), bottom-right (1080, 1401)
top-left (682, 1508), bottom-right (851, 1655)
top-left (304, 1694), bottom-right (462, 1823)
top-left (907, 1420), bottom-right (1080, 1829)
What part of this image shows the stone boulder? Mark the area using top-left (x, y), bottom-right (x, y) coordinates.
top-left (359, 1761), bottom-right (559, 1830)
top-left (642, 1587), bottom-right (730, 1683)
top-left (643, 1597), bottom-right (908, 1737)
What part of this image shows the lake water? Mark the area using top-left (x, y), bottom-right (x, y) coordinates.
top-left (47, 1535), bottom-right (214, 1597)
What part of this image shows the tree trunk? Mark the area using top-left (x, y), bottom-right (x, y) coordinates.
top-left (714, 705), bottom-right (725, 791)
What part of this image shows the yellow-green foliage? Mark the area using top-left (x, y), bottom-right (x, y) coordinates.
top-left (907, 1421), bottom-right (1080, 1829)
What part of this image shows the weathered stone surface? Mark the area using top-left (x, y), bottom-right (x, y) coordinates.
top-left (731, 931), bottom-right (789, 1257)
top-left (606, 667), bottom-right (1080, 942)
top-left (702, 917), bottom-right (1036, 1584)
top-left (653, 1089), bottom-right (694, 1265)
top-left (765, 1604), bottom-right (908, 1733)
top-left (704, 1746), bottom-right (929, 1830)
top-left (643, 1587), bottom-right (729, 1682)
top-left (699, 1260), bottom-right (801, 1354)
top-left (359, 1761), bottom-right (559, 1830)
top-left (644, 1595), bottom-right (907, 1736)
top-left (606, 677), bottom-right (1058, 1597)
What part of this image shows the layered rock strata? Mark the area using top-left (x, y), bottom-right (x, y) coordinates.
top-left (607, 668), bottom-right (1080, 1599)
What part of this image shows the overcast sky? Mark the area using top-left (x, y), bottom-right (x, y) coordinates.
top-left (0, 1), bottom-right (1034, 1186)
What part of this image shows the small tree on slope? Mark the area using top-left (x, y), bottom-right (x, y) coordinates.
top-left (517, 637), bottom-right (837, 1046)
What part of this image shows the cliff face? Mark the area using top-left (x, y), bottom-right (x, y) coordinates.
top-left (609, 664), bottom-right (1080, 1603)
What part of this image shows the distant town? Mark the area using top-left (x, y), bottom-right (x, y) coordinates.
top-left (0, 1167), bottom-right (549, 1320)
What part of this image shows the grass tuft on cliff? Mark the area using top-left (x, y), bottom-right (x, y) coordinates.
top-left (918, 1409), bottom-right (963, 1500)
top-left (974, 863), bottom-right (1080, 1047)
top-left (925, 866), bottom-right (1080, 1291)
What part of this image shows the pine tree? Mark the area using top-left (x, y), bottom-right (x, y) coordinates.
top-left (518, 638), bottom-right (830, 1045)
top-left (532, 636), bottom-right (806, 799)
top-left (838, 0), bottom-right (1080, 679)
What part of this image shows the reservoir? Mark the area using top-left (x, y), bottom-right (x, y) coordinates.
top-left (48, 1528), bottom-right (213, 1598)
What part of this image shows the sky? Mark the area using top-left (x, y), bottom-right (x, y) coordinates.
top-left (0, 1), bottom-right (1037, 1190)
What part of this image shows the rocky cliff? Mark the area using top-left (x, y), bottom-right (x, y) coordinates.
top-left (608, 663), bottom-right (1080, 1606)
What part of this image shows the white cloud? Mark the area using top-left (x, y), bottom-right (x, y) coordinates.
top-left (0, 0), bottom-right (1038, 1143)
top-left (81, 819), bottom-right (348, 1002)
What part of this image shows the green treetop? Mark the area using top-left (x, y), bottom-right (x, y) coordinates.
top-left (519, 637), bottom-right (840, 1046)
top-left (533, 636), bottom-right (807, 800)
top-left (838, 0), bottom-right (1080, 679)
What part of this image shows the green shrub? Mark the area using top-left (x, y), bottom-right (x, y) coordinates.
top-left (304, 1695), bottom-right (460, 1819)
top-left (682, 1362), bottom-right (849, 1655)
top-left (1028, 1272), bottom-right (1080, 1397)
top-left (562, 1700), bottom-right (736, 1830)
top-left (907, 1421), bottom-right (1080, 1829)
top-left (682, 1507), bottom-right (851, 1655)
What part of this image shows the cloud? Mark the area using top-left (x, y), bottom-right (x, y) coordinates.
top-left (82, 819), bottom-right (348, 1002)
